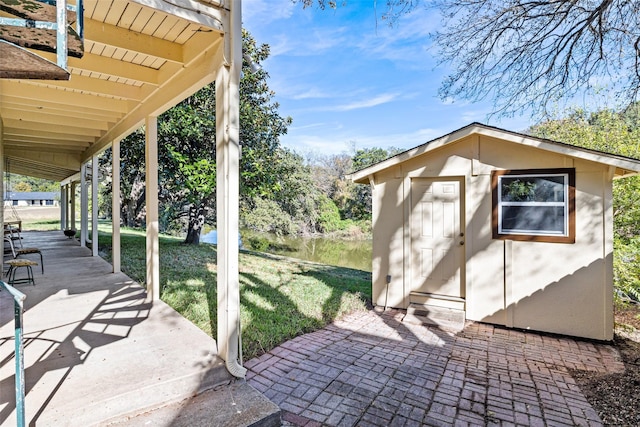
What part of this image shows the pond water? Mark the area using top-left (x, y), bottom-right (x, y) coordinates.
top-left (202, 229), bottom-right (372, 272)
top-left (200, 230), bottom-right (243, 247)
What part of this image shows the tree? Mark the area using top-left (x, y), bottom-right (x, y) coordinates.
top-left (157, 84), bottom-right (218, 244)
top-left (106, 130), bottom-right (147, 228)
top-left (5, 174), bottom-right (58, 193)
top-left (239, 31), bottom-right (293, 200)
top-left (112, 30), bottom-right (294, 242)
top-left (431, 0), bottom-right (640, 117)
top-left (298, 0), bottom-right (640, 117)
top-left (309, 152), bottom-right (353, 217)
top-left (528, 106), bottom-right (640, 300)
top-left (346, 146), bottom-right (403, 220)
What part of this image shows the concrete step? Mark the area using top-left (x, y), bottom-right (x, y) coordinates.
top-left (104, 380), bottom-right (281, 427)
top-left (409, 292), bottom-right (465, 311)
top-left (404, 302), bottom-right (466, 331)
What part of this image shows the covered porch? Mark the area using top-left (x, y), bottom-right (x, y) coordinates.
top-left (0, 0), bottom-right (271, 424)
top-left (0, 230), bottom-right (278, 425)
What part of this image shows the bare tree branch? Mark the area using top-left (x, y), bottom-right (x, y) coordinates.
top-left (430, 0), bottom-right (640, 117)
top-left (295, 0), bottom-right (640, 117)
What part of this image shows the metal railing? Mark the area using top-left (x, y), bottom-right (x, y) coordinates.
top-left (1, 281), bottom-right (26, 427)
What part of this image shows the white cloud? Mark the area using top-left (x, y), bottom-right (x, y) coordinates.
top-left (242, 0), bottom-right (296, 27)
top-left (291, 88), bottom-right (334, 100)
top-left (282, 126), bottom-right (447, 154)
top-left (331, 93), bottom-right (400, 111)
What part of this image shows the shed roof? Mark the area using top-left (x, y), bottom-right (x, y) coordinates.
top-left (6, 191), bottom-right (59, 200)
top-left (0, 0), bottom-right (227, 182)
top-left (349, 122), bottom-right (640, 184)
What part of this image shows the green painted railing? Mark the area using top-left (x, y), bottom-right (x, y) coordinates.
top-left (1, 281), bottom-right (26, 427)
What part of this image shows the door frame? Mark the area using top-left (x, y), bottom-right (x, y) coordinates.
top-left (406, 176), bottom-right (466, 303)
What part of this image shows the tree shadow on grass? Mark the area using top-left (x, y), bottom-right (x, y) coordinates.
top-left (231, 264), bottom-right (371, 359)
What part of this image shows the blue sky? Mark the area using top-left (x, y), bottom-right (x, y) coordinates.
top-left (242, 1), bottom-right (534, 156)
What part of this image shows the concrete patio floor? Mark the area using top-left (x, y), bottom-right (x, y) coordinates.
top-left (0, 230), bottom-right (277, 426)
top-left (247, 309), bottom-right (625, 426)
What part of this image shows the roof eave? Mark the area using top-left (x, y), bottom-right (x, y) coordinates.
top-left (347, 123), bottom-right (640, 183)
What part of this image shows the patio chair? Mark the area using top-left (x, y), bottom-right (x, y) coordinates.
top-left (4, 221), bottom-right (23, 248)
top-left (5, 258), bottom-right (37, 286)
top-left (4, 236), bottom-right (43, 274)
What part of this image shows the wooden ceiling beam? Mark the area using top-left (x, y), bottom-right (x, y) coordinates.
top-left (0, 109), bottom-right (112, 130)
top-left (5, 143), bottom-right (87, 153)
top-left (1, 96), bottom-right (124, 121)
top-left (0, 81), bottom-right (131, 112)
top-left (3, 134), bottom-right (91, 146)
top-left (21, 74), bottom-right (154, 101)
top-left (3, 129), bottom-right (94, 143)
top-left (2, 118), bottom-right (103, 137)
top-left (84, 18), bottom-right (184, 63)
top-left (36, 51), bottom-right (161, 84)
top-left (128, 0), bottom-right (226, 30)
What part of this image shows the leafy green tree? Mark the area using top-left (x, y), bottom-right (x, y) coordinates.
top-left (6, 174), bottom-right (58, 193)
top-left (240, 31), bottom-right (293, 200)
top-left (103, 130), bottom-right (147, 228)
top-left (309, 152), bottom-right (354, 219)
top-left (346, 146), bottom-right (403, 220)
top-left (529, 106), bottom-right (640, 301)
top-left (156, 83), bottom-right (217, 244)
top-left (13, 182), bottom-right (32, 192)
top-left (110, 30), bottom-right (294, 241)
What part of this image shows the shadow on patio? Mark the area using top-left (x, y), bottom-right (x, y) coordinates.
top-left (0, 230), bottom-right (235, 426)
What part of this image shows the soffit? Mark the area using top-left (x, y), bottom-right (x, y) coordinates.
top-left (0, 0), bottom-right (227, 181)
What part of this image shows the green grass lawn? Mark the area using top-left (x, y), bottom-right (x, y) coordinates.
top-left (97, 227), bottom-right (372, 360)
top-left (21, 219), bottom-right (61, 231)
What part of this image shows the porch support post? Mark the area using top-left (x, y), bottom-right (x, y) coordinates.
top-left (80, 162), bottom-right (88, 248)
top-left (0, 138), bottom-right (4, 268)
top-left (112, 139), bottom-right (121, 273)
top-left (216, 0), bottom-right (246, 379)
top-left (91, 155), bottom-right (99, 256)
top-left (60, 184), bottom-right (67, 230)
top-left (145, 116), bottom-right (160, 301)
top-left (70, 182), bottom-right (76, 230)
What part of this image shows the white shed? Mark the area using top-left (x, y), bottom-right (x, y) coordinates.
top-left (349, 123), bottom-right (640, 340)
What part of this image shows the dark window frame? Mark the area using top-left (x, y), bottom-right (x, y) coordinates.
top-left (492, 168), bottom-right (575, 243)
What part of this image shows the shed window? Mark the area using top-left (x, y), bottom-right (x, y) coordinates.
top-left (492, 168), bottom-right (575, 243)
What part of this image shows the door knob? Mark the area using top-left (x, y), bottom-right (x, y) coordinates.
top-left (459, 241), bottom-right (464, 245)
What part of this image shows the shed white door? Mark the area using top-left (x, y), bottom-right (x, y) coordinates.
top-left (410, 178), bottom-right (464, 298)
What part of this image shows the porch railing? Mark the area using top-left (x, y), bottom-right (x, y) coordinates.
top-left (1, 281), bottom-right (26, 427)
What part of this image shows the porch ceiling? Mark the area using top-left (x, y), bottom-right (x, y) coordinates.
top-left (0, 0), bottom-right (227, 182)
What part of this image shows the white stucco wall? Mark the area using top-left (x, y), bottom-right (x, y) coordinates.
top-left (371, 134), bottom-right (614, 340)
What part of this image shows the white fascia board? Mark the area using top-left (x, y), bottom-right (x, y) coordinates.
top-left (348, 123), bottom-right (640, 183)
top-left (476, 127), bottom-right (640, 174)
top-left (130, 0), bottom-right (225, 30)
top-left (347, 125), bottom-right (479, 183)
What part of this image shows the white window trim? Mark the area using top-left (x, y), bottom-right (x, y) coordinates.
top-left (497, 172), bottom-right (570, 237)
top-left (492, 168), bottom-right (576, 244)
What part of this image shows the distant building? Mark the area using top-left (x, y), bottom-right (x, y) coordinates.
top-left (4, 192), bottom-right (59, 207)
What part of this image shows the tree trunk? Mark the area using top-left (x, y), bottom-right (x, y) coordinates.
top-left (184, 204), bottom-right (205, 245)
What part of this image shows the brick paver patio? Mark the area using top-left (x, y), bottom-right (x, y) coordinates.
top-left (246, 309), bottom-right (624, 426)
